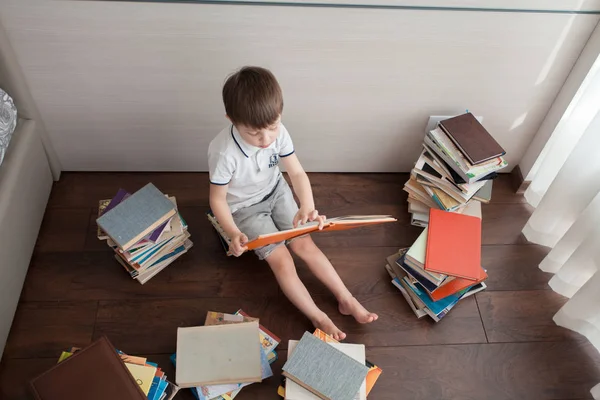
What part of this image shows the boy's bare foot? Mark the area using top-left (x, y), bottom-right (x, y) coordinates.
top-left (312, 313), bottom-right (346, 341)
top-left (339, 296), bottom-right (378, 324)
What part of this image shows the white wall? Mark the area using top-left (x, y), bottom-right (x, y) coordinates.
top-left (0, 0), bottom-right (598, 172)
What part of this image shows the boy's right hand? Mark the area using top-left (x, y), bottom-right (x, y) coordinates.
top-left (229, 232), bottom-right (249, 257)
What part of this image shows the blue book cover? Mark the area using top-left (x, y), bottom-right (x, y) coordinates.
top-left (148, 376), bottom-right (161, 400)
top-left (396, 254), bottom-right (438, 293)
top-left (401, 277), bottom-right (462, 316)
top-left (97, 183), bottom-right (176, 250)
top-left (132, 236), bottom-right (175, 263)
top-left (148, 243), bottom-right (187, 267)
top-left (151, 379), bottom-right (168, 400)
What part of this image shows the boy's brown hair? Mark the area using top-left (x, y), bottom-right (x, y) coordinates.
top-left (222, 66), bottom-right (283, 129)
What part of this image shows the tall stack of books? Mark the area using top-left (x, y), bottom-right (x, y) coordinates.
top-left (30, 336), bottom-right (179, 400)
top-left (171, 310), bottom-right (280, 400)
top-left (96, 183), bottom-right (193, 284)
top-left (406, 112), bottom-right (507, 227)
top-left (386, 209), bottom-right (487, 322)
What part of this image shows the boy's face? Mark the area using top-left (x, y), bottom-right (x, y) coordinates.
top-left (235, 116), bottom-right (281, 149)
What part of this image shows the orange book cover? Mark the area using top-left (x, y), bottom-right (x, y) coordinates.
top-left (245, 215), bottom-right (396, 251)
top-left (430, 267), bottom-right (487, 301)
top-left (312, 329), bottom-right (382, 396)
top-left (425, 209), bottom-right (481, 280)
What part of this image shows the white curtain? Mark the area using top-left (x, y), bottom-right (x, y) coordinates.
top-left (522, 106), bottom-right (600, 397)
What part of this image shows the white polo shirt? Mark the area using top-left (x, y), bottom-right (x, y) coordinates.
top-left (208, 123), bottom-right (295, 213)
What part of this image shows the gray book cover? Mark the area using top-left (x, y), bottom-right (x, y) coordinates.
top-left (474, 180), bottom-right (493, 202)
top-left (97, 183), bottom-right (176, 250)
top-left (282, 332), bottom-right (369, 400)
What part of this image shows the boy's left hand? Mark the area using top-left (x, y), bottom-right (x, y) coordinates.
top-left (294, 208), bottom-right (326, 229)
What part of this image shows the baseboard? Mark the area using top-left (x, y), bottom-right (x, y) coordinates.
top-left (510, 165), bottom-right (531, 194)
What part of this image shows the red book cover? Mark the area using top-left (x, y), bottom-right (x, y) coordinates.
top-left (425, 209), bottom-right (481, 280)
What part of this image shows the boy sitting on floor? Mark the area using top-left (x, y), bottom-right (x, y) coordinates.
top-left (208, 66), bottom-right (377, 340)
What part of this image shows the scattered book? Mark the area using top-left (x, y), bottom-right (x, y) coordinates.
top-left (30, 336), bottom-right (179, 400)
top-left (173, 310), bottom-right (279, 400)
top-left (175, 321), bottom-right (263, 388)
top-left (282, 332), bottom-right (369, 400)
top-left (97, 184), bottom-right (193, 284)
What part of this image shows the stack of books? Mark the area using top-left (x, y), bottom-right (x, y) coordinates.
top-left (171, 310), bottom-right (280, 400)
top-left (386, 209), bottom-right (487, 322)
top-left (96, 183), bottom-right (193, 284)
top-left (30, 336), bottom-right (179, 400)
top-left (278, 329), bottom-right (383, 399)
top-left (406, 112), bottom-right (506, 227)
top-left (280, 331), bottom-right (381, 400)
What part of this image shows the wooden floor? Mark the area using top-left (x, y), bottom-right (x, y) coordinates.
top-left (1, 172), bottom-right (600, 400)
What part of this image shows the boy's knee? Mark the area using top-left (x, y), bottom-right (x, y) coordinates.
top-left (265, 245), bottom-right (296, 274)
top-left (288, 235), bottom-right (316, 256)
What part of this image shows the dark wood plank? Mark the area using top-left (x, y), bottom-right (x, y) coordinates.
top-left (476, 290), bottom-right (583, 343)
top-left (3, 301), bottom-right (98, 358)
top-left (489, 174), bottom-right (528, 204)
top-left (316, 293), bottom-right (487, 347)
top-left (48, 172), bottom-right (211, 209)
top-left (0, 357), bottom-right (57, 400)
top-left (294, 247), bottom-right (400, 296)
top-left (482, 203), bottom-right (534, 245)
top-left (366, 341), bottom-right (600, 400)
top-left (482, 244), bottom-right (552, 291)
top-left (34, 208), bottom-right (91, 253)
top-left (94, 293), bottom-right (486, 356)
top-left (94, 298), bottom-right (285, 355)
top-left (19, 251), bottom-right (227, 301)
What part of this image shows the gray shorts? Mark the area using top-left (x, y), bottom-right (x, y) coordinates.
top-left (232, 177), bottom-right (300, 260)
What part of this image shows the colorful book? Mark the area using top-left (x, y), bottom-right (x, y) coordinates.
top-left (235, 309), bottom-right (281, 354)
top-left (97, 183), bottom-right (177, 251)
top-left (425, 209), bottom-right (482, 280)
top-left (283, 332), bottom-right (368, 400)
top-left (312, 329), bottom-right (382, 396)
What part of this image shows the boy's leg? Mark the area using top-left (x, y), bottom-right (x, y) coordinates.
top-left (288, 236), bottom-right (378, 324)
top-left (270, 178), bottom-right (377, 324)
top-left (265, 244), bottom-right (346, 341)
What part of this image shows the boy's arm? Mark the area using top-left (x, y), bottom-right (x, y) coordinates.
top-left (281, 153), bottom-right (325, 228)
top-left (209, 183), bottom-right (248, 256)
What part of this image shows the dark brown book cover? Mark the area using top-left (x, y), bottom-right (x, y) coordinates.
top-left (30, 336), bottom-right (147, 400)
top-left (439, 113), bottom-right (506, 165)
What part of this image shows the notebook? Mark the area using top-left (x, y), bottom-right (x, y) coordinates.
top-left (97, 183), bottom-right (176, 250)
top-left (285, 340), bottom-right (366, 400)
top-left (175, 321), bottom-right (262, 387)
top-left (425, 209), bottom-right (482, 280)
top-left (282, 332), bottom-right (369, 400)
top-left (439, 112), bottom-right (506, 165)
top-left (29, 336), bottom-right (147, 400)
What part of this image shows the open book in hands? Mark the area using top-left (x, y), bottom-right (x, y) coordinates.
top-left (206, 213), bottom-right (397, 254)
